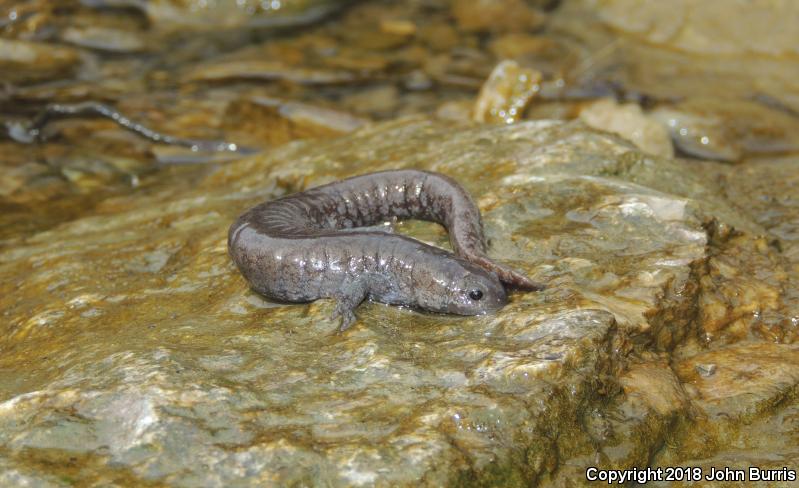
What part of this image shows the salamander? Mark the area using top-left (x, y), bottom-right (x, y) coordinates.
top-left (228, 169), bottom-right (542, 330)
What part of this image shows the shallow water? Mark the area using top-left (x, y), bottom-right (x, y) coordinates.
top-left (1, 0), bottom-right (798, 486)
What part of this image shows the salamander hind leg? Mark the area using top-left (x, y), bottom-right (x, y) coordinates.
top-left (495, 263), bottom-right (545, 291)
top-left (330, 279), bottom-right (369, 332)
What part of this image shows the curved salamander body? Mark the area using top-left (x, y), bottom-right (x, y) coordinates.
top-left (228, 169), bottom-right (542, 330)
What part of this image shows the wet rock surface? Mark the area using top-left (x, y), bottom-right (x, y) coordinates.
top-left (2, 0), bottom-right (799, 486)
top-left (0, 117), bottom-right (794, 486)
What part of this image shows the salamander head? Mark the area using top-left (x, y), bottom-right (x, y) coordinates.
top-left (445, 262), bottom-right (507, 315)
top-left (412, 257), bottom-right (507, 315)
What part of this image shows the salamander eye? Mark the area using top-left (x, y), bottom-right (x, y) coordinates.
top-left (468, 289), bottom-right (483, 301)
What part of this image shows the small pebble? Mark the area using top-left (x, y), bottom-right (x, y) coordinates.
top-left (380, 19), bottom-right (416, 36)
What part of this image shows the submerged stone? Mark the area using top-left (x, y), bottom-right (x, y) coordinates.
top-left (82, 0), bottom-right (350, 31)
top-left (0, 38), bottom-right (83, 84)
top-left (579, 98), bottom-right (674, 158)
top-left (589, 0), bottom-right (799, 56)
top-left (650, 98), bottom-right (799, 162)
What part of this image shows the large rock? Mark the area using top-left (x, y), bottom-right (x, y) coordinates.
top-left (0, 118), bottom-right (777, 485)
top-left (585, 0), bottom-right (799, 56)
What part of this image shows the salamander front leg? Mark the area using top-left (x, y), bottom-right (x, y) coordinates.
top-left (331, 280), bottom-right (368, 332)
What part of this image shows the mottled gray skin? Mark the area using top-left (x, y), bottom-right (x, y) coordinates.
top-left (228, 169), bottom-right (543, 330)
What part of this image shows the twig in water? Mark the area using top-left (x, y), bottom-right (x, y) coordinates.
top-left (8, 101), bottom-right (255, 159)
